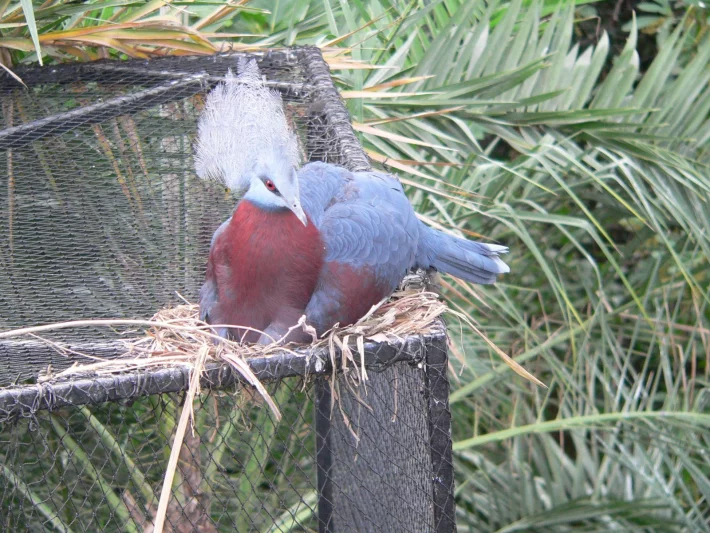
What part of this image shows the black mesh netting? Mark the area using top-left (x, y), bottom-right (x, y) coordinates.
top-left (0, 48), bottom-right (455, 532)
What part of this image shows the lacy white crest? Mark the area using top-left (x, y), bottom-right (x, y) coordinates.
top-left (194, 59), bottom-right (301, 192)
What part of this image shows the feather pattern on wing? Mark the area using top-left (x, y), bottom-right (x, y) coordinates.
top-left (295, 161), bottom-right (509, 332)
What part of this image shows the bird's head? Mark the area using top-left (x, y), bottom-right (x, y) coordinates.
top-left (243, 158), bottom-right (307, 225)
top-left (195, 58), bottom-right (305, 224)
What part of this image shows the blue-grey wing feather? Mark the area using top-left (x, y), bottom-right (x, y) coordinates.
top-left (296, 161), bottom-right (509, 334)
top-left (299, 162), bottom-right (419, 283)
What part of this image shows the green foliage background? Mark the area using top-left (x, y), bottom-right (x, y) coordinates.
top-left (2, 0), bottom-right (710, 531)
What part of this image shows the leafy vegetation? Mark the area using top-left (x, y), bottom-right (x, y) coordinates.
top-left (2, 0), bottom-right (709, 531)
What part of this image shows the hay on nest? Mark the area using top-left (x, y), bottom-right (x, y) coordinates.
top-left (31, 273), bottom-right (445, 390)
top-left (2, 270), bottom-right (541, 398)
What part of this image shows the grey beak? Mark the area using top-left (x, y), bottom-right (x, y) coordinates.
top-left (290, 200), bottom-right (308, 226)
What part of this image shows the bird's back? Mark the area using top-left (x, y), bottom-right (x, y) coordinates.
top-left (297, 161), bottom-right (509, 333)
top-left (300, 163), bottom-right (420, 279)
top-left (298, 162), bottom-right (420, 332)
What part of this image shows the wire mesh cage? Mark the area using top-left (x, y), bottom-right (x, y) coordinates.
top-left (0, 48), bottom-right (456, 532)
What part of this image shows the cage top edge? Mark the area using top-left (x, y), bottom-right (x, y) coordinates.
top-left (0, 329), bottom-right (446, 422)
top-left (0, 47), bottom-right (310, 89)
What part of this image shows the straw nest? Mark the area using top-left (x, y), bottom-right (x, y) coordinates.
top-left (2, 270), bottom-right (541, 410)
top-left (15, 273), bottom-right (445, 413)
top-left (2, 270), bottom-right (541, 405)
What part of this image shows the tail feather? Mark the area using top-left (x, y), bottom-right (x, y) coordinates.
top-left (419, 224), bottom-right (509, 284)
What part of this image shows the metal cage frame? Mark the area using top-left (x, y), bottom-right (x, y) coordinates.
top-left (0, 48), bottom-right (455, 533)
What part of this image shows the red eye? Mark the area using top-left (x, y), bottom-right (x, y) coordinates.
top-left (265, 179), bottom-right (276, 191)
